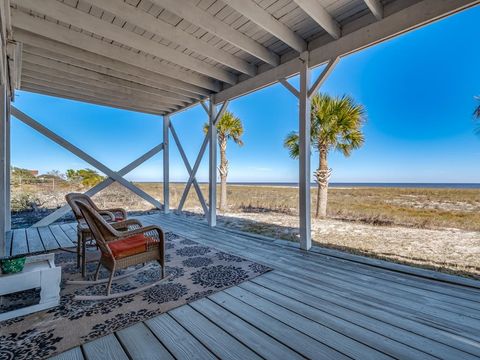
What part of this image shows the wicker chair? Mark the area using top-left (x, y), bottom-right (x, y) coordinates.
top-left (65, 193), bottom-right (129, 277)
top-left (70, 201), bottom-right (165, 300)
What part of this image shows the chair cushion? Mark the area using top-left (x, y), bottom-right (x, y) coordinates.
top-left (108, 234), bottom-right (151, 259)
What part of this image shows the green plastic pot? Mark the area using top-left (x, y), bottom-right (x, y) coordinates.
top-left (1, 256), bottom-right (26, 274)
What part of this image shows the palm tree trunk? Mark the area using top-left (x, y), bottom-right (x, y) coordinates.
top-left (219, 137), bottom-right (228, 211)
top-left (315, 146), bottom-right (329, 218)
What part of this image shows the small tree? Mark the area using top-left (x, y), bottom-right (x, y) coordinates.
top-left (66, 168), bottom-right (105, 187)
top-left (284, 93), bottom-right (366, 218)
top-left (204, 111), bottom-right (244, 211)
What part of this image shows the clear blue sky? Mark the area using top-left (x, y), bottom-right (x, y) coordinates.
top-left (11, 5), bottom-right (480, 183)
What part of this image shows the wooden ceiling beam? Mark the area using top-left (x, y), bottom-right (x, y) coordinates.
top-left (292, 0), bottom-right (341, 39)
top-left (363, 0), bottom-right (384, 20)
top-left (91, 0), bottom-right (256, 77)
top-left (21, 79), bottom-right (175, 113)
top-left (12, 0), bottom-right (237, 84)
top-left (11, 11), bottom-right (220, 92)
top-left (21, 64), bottom-right (187, 108)
top-left (21, 84), bottom-right (169, 115)
top-left (152, 0), bottom-right (280, 66)
top-left (222, 0), bottom-right (307, 53)
top-left (18, 37), bottom-right (208, 97)
top-left (22, 53), bottom-right (193, 104)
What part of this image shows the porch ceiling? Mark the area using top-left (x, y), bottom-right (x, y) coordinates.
top-left (5, 0), bottom-right (480, 115)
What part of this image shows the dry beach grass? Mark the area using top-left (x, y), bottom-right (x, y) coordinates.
top-left (11, 182), bottom-right (480, 279)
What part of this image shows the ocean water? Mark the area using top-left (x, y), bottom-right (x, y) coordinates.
top-left (227, 182), bottom-right (480, 189)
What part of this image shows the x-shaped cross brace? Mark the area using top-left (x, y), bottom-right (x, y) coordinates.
top-left (173, 100), bottom-right (229, 214)
top-left (11, 106), bottom-right (164, 227)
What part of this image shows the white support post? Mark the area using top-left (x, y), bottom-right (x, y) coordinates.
top-left (298, 52), bottom-right (311, 250)
top-left (281, 55), bottom-right (339, 251)
top-left (163, 115), bottom-right (169, 214)
top-left (0, 84), bottom-right (6, 257)
top-left (5, 95), bottom-right (10, 231)
top-left (208, 98), bottom-right (217, 227)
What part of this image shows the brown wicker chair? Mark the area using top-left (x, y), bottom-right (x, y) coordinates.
top-left (65, 193), bottom-right (129, 277)
top-left (68, 201), bottom-right (166, 300)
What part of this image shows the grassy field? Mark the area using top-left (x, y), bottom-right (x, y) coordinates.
top-left (11, 182), bottom-right (480, 279)
top-left (16, 182), bottom-right (480, 231)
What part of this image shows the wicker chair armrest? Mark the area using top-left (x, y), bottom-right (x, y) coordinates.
top-left (98, 210), bottom-right (116, 221)
top-left (103, 207), bottom-right (127, 219)
top-left (111, 219), bottom-right (142, 231)
top-left (117, 225), bottom-right (164, 242)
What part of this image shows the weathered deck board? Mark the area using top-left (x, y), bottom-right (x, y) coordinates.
top-left (82, 334), bottom-right (128, 360)
top-left (4, 230), bottom-right (12, 256)
top-left (49, 347), bottom-right (84, 360)
top-left (49, 225), bottom-right (75, 248)
top-left (116, 322), bottom-right (174, 360)
top-left (26, 227), bottom-right (45, 253)
top-left (7, 213), bottom-right (480, 360)
top-left (11, 228), bottom-right (28, 256)
top-left (145, 314), bottom-right (216, 360)
top-left (190, 297), bottom-right (305, 360)
top-left (37, 226), bottom-right (61, 251)
top-left (170, 304), bottom-right (262, 360)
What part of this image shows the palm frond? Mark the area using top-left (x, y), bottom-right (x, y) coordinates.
top-left (283, 131), bottom-right (300, 159)
top-left (203, 110), bottom-right (244, 146)
top-left (474, 96), bottom-right (480, 119)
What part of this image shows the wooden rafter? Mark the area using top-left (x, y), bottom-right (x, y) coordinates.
top-left (90, 0), bottom-right (256, 77)
top-left (22, 53), bottom-right (194, 103)
top-left (16, 33), bottom-right (210, 97)
top-left (222, 0), bottom-right (307, 53)
top-left (12, 0), bottom-right (237, 84)
top-left (152, 0), bottom-right (280, 66)
top-left (293, 0), bottom-right (341, 39)
top-left (11, 11), bottom-right (220, 92)
top-left (363, 0), bottom-right (384, 20)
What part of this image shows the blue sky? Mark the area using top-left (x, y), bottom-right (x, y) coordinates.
top-left (11, 5), bottom-right (480, 183)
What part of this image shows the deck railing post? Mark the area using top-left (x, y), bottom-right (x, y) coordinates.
top-left (163, 115), bottom-right (170, 214)
top-left (298, 52), bottom-right (312, 250)
top-left (208, 97), bottom-right (217, 227)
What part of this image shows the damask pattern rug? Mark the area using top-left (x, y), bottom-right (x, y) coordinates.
top-left (0, 232), bottom-right (271, 360)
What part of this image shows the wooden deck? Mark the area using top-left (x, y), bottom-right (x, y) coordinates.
top-left (6, 213), bottom-right (480, 360)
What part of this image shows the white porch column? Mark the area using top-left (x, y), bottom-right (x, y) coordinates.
top-left (163, 115), bottom-right (169, 214)
top-left (208, 97), bottom-right (217, 227)
top-left (0, 83), bottom-right (7, 257)
top-left (298, 52), bottom-right (311, 250)
top-left (5, 96), bottom-right (10, 231)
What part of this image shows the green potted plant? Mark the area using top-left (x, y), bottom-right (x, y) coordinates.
top-left (1, 254), bottom-right (27, 274)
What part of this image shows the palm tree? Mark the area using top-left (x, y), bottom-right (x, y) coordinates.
top-left (284, 93), bottom-right (366, 218)
top-left (204, 110), bottom-right (244, 211)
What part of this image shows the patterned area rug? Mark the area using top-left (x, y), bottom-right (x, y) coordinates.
top-left (0, 232), bottom-right (271, 360)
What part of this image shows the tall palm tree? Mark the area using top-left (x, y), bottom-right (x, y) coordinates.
top-left (284, 93), bottom-right (366, 218)
top-left (204, 110), bottom-right (244, 211)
